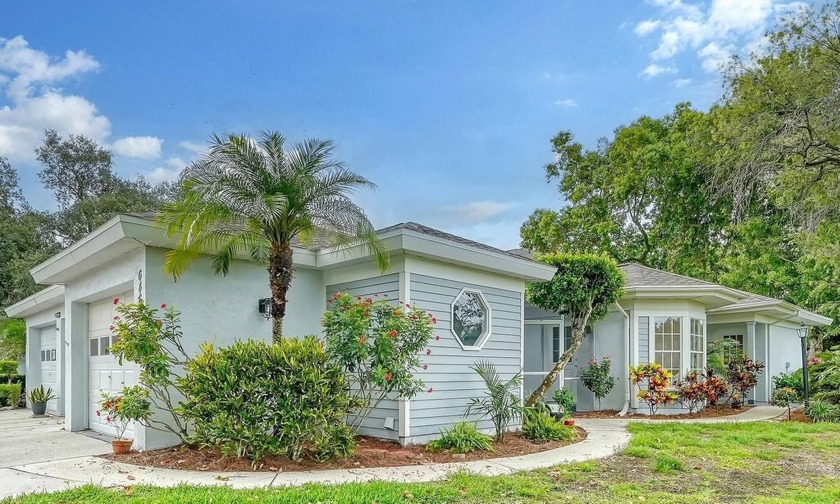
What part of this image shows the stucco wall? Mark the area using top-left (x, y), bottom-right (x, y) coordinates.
top-left (24, 305), bottom-right (64, 413)
top-left (408, 273), bottom-right (522, 443)
top-left (768, 324), bottom-right (802, 383)
top-left (326, 274), bottom-right (401, 441)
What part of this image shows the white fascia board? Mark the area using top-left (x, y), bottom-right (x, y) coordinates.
top-left (31, 215), bottom-right (318, 285)
top-left (621, 286), bottom-right (745, 306)
top-left (707, 299), bottom-right (833, 327)
top-left (4, 285), bottom-right (65, 318)
top-left (317, 228), bottom-right (556, 282)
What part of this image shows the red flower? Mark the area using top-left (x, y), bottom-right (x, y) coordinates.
top-left (422, 364), bottom-right (428, 370)
top-left (435, 335), bottom-right (441, 341)
top-left (109, 325), bottom-right (115, 331)
top-left (113, 316), bottom-right (119, 321)
top-left (160, 303), bottom-right (167, 309)
top-left (357, 296), bottom-right (362, 300)
top-left (426, 349), bottom-right (431, 356)
top-left (113, 298), bottom-right (119, 305)
top-left (428, 387), bottom-right (433, 393)
top-left (96, 411), bottom-right (101, 417)
top-left (385, 372), bottom-right (393, 381)
top-left (432, 316), bottom-right (437, 324)
top-left (106, 416), bottom-right (111, 422)
top-left (388, 330), bottom-right (398, 338)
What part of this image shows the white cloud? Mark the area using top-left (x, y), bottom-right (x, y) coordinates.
top-left (112, 136), bottom-right (163, 159)
top-left (635, 0), bottom-right (803, 76)
top-left (641, 63), bottom-right (677, 79)
top-left (554, 98), bottom-right (578, 108)
top-left (179, 140), bottom-right (206, 154)
top-left (671, 78), bottom-right (692, 87)
top-left (146, 156), bottom-right (188, 183)
top-left (0, 36), bottom-right (167, 165)
top-left (635, 19), bottom-right (662, 36)
top-left (442, 201), bottom-right (517, 226)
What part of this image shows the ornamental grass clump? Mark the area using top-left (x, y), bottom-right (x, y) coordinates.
top-left (322, 293), bottom-right (434, 432)
top-left (179, 338), bottom-right (356, 463)
top-left (427, 422), bottom-right (493, 454)
top-left (521, 408), bottom-right (576, 443)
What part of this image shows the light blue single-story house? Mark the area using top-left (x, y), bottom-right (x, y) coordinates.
top-left (5, 214), bottom-right (832, 450)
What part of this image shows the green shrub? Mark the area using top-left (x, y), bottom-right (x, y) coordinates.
top-left (323, 293), bottom-right (434, 433)
top-left (580, 357), bottom-right (616, 411)
top-left (770, 386), bottom-right (800, 420)
top-left (0, 373), bottom-right (24, 386)
top-left (521, 409), bottom-right (576, 443)
top-left (427, 422), bottom-right (493, 454)
top-left (553, 387), bottom-right (575, 417)
top-left (0, 383), bottom-right (22, 407)
top-left (0, 360), bottom-right (17, 375)
top-left (773, 372), bottom-right (804, 396)
top-left (465, 361), bottom-right (523, 441)
top-left (806, 400), bottom-right (840, 423)
top-left (0, 319), bottom-right (25, 361)
top-left (179, 337), bottom-right (355, 463)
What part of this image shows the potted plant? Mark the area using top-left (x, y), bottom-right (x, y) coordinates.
top-left (553, 387), bottom-right (576, 426)
top-left (27, 385), bottom-right (55, 416)
top-left (97, 385), bottom-right (151, 455)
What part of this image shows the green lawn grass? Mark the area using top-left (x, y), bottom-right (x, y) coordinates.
top-left (6, 421), bottom-right (840, 503)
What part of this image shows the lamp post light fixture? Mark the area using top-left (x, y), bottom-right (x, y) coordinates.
top-left (797, 322), bottom-right (810, 409)
top-left (258, 298), bottom-right (273, 320)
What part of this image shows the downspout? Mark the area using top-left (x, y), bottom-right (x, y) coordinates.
top-left (615, 302), bottom-right (631, 417)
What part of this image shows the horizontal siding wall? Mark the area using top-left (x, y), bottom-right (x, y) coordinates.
top-left (409, 273), bottom-right (522, 441)
top-left (326, 274), bottom-right (400, 441)
top-left (638, 316), bottom-right (650, 364)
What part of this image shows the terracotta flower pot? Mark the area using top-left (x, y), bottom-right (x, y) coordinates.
top-left (112, 439), bottom-right (133, 455)
top-left (564, 419), bottom-right (575, 427)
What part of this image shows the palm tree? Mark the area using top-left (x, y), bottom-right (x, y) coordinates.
top-left (159, 131), bottom-right (387, 342)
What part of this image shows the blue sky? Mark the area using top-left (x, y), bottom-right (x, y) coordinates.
top-left (0, 1), bottom-right (808, 248)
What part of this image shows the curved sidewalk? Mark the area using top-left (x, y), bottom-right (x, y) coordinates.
top-left (3, 406), bottom-right (785, 497)
top-left (6, 421), bottom-right (628, 493)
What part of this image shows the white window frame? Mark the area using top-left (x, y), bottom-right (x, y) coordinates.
top-left (653, 316), bottom-right (682, 379)
top-left (689, 318), bottom-right (705, 374)
top-left (450, 288), bottom-right (492, 351)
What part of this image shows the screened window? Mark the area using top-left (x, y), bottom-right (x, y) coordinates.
top-left (690, 318), bottom-right (705, 373)
top-left (654, 317), bottom-right (682, 378)
top-left (451, 290), bottom-right (490, 348)
top-left (722, 334), bottom-right (744, 363)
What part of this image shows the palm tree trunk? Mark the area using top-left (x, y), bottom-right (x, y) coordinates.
top-left (268, 243), bottom-right (293, 343)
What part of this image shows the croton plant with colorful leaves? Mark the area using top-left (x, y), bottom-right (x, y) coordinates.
top-left (630, 362), bottom-right (678, 415)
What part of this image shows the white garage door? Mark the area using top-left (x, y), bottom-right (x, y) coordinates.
top-left (88, 291), bottom-right (136, 437)
top-left (38, 326), bottom-right (58, 412)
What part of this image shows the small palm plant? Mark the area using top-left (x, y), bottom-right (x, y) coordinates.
top-left (160, 132), bottom-right (387, 341)
top-left (464, 360), bottom-right (523, 442)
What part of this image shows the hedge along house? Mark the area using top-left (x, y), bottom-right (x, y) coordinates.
top-left (520, 261), bottom-right (833, 414)
top-left (5, 214), bottom-right (555, 449)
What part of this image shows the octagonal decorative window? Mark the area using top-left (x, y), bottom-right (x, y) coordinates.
top-left (451, 289), bottom-right (491, 349)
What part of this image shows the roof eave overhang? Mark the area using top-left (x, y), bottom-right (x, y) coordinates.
top-left (621, 285), bottom-right (745, 309)
top-left (316, 229), bottom-right (557, 282)
top-left (4, 285), bottom-right (65, 318)
top-left (30, 215), bottom-right (317, 285)
top-left (708, 301), bottom-right (833, 326)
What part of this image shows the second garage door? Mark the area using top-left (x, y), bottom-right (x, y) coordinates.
top-left (87, 292), bottom-right (136, 437)
top-left (38, 326), bottom-right (57, 412)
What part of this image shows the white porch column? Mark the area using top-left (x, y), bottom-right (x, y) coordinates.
top-left (25, 326), bottom-right (38, 408)
top-left (746, 322), bottom-right (756, 404)
top-left (56, 316), bottom-right (66, 416)
top-left (65, 301), bottom-right (88, 431)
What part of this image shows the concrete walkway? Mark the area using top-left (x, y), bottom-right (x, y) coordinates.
top-left (0, 405), bottom-right (786, 499)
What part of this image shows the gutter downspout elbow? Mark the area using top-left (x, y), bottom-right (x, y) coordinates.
top-left (616, 302), bottom-right (631, 417)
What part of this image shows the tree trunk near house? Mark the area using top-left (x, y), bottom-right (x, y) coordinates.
top-left (268, 243), bottom-right (294, 343)
top-left (526, 318), bottom-right (588, 406)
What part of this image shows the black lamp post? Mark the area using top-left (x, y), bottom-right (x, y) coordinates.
top-left (798, 322), bottom-right (810, 409)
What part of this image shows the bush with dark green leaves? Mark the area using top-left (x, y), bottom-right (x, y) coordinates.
top-left (0, 383), bottom-right (21, 407)
top-left (0, 360), bottom-right (17, 375)
top-left (771, 386), bottom-right (800, 420)
top-left (772, 372), bottom-right (804, 396)
top-left (179, 337), bottom-right (356, 463)
top-left (427, 422), bottom-right (493, 454)
top-left (521, 409), bottom-right (576, 443)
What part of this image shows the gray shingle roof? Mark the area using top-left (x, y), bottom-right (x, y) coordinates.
top-left (619, 262), bottom-right (719, 289)
top-left (377, 222), bottom-right (537, 261)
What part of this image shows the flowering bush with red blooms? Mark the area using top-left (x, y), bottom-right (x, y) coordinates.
top-left (676, 370), bottom-right (705, 415)
top-left (97, 385), bottom-right (151, 441)
top-left (630, 362), bottom-right (677, 415)
top-left (108, 300), bottom-right (190, 441)
top-left (700, 367), bottom-right (729, 406)
top-left (323, 293), bottom-right (434, 432)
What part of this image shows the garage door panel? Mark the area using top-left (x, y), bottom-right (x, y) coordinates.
top-left (38, 326), bottom-right (58, 412)
top-left (88, 291), bottom-right (135, 438)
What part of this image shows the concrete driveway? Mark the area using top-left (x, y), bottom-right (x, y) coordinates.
top-left (0, 409), bottom-right (111, 499)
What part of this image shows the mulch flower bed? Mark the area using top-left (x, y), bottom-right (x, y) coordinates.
top-left (574, 405), bottom-right (754, 420)
top-left (782, 409), bottom-right (810, 423)
top-left (105, 428), bottom-right (586, 472)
